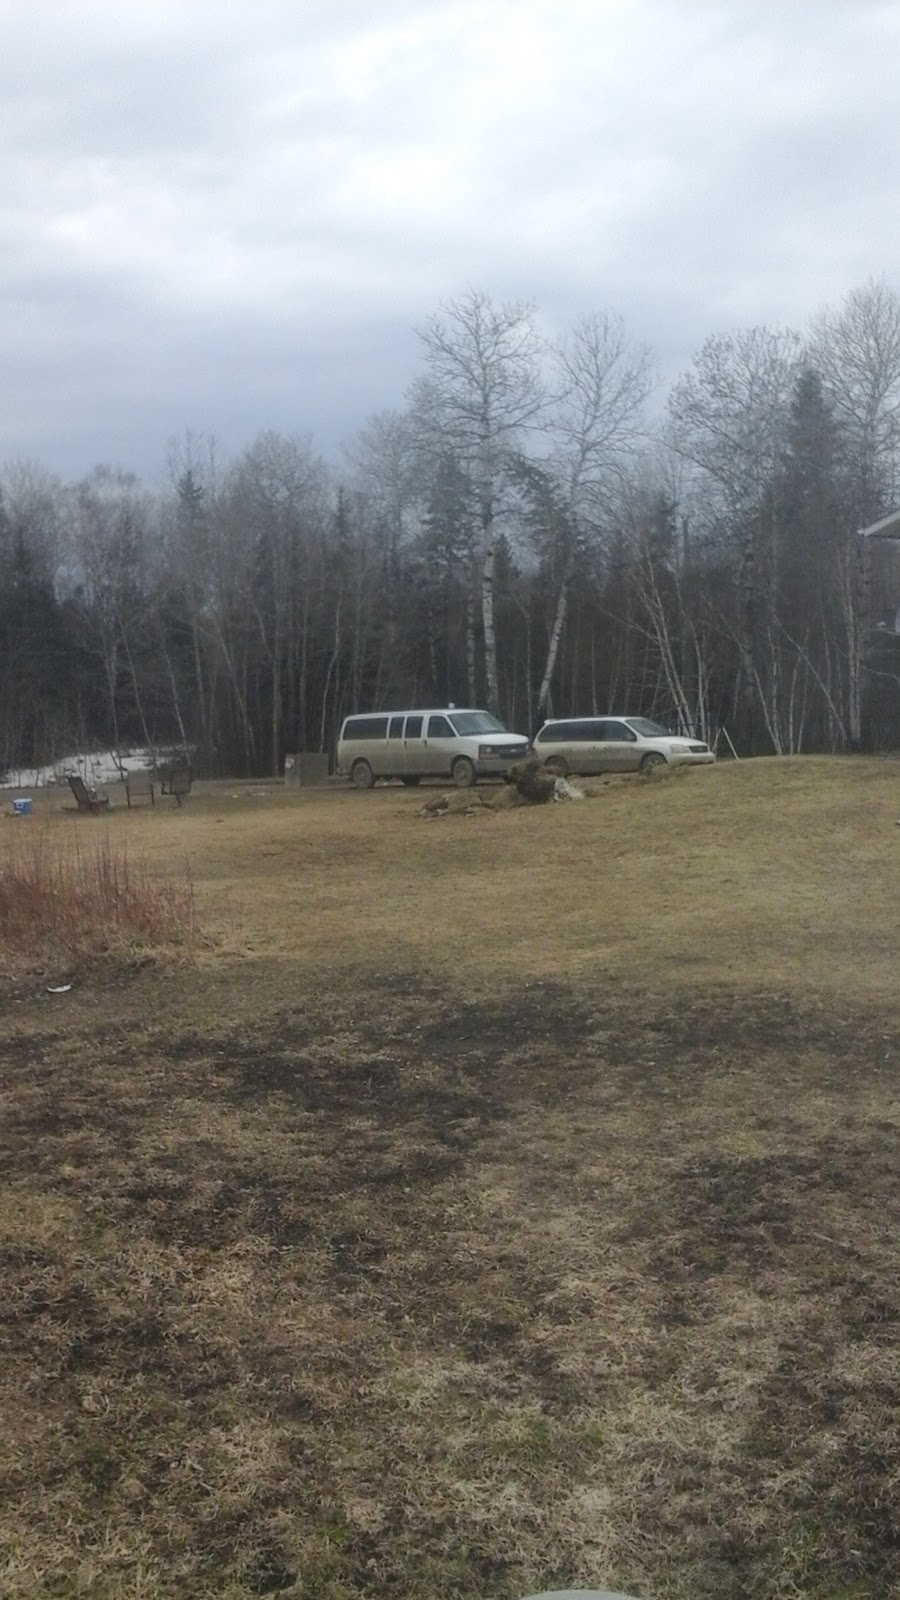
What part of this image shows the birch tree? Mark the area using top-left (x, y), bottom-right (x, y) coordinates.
top-left (668, 326), bottom-right (802, 747)
top-left (413, 290), bottom-right (545, 713)
top-left (534, 312), bottom-right (653, 721)
top-left (809, 281), bottom-right (900, 741)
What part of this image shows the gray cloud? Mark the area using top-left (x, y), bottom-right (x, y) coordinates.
top-left (1, 0), bottom-right (899, 478)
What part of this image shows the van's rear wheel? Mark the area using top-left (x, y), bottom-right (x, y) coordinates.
top-left (451, 757), bottom-right (476, 789)
top-left (543, 755), bottom-right (569, 778)
top-left (351, 760), bottom-right (375, 790)
top-left (401, 776), bottom-right (421, 787)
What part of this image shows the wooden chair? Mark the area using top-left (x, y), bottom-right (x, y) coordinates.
top-left (67, 774), bottom-right (110, 814)
top-left (125, 769), bottom-right (155, 807)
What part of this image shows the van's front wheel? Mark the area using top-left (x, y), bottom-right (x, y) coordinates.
top-left (451, 757), bottom-right (476, 789)
top-left (351, 760), bottom-right (375, 790)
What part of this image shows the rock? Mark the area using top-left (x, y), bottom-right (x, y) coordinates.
top-left (553, 777), bottom-right (585, 801)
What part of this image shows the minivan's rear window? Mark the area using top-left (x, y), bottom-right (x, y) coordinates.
top-left (538, 720), bottom-right (601, 741)
top-left (342, 717), bottom-right (389, 740)
top-left (538, 719), bottom-right (614, 741)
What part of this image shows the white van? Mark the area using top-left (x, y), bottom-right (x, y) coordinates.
top-left (337, 709), bottom-right (529, 789)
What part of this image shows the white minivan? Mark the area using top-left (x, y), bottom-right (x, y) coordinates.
top-left (337, 709), bottom-right (529, 789)
top-left (532, 715), bottom-right (715, 774)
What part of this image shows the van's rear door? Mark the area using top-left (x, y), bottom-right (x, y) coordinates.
top-left (598, 719), bottom-right (641, 771)
top-left (386, 715), bottom-right (406, 777)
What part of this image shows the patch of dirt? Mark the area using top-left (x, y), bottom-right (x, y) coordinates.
top-left (1, 973), bottom-right (899, 1599)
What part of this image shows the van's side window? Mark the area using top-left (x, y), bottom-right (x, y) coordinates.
top-left (604, 720), bottom-right (637, 741)
top-left (388, 716), bottom-right (404, 739)
top-left (427, 715), bottom-right (454, 738)
top-left (343, 717), bottom-right (389, 740)
top-left (405, 716), bottom-right (423, 737)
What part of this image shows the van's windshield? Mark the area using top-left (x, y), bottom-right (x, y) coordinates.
top-left (448, 711), bottom-right (507, 736)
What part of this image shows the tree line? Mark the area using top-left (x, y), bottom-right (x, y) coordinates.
top-left (2, 280), bottom-right (899, 778)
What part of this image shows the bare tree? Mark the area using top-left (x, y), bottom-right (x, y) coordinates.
top-left (0, 461), bottom-right (65, 585)
top-left (809, 281), bottom-right (900, 742)
top-left (68, 467), bottom-right (158, 764)
top-left (161, 430), bottom-right (224, 766)
top-left (225, 432), bottom-right (330, 774)
top-left (346, 409), bottom-right (425, 708)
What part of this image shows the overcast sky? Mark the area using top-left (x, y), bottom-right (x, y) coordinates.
top-left (2, 0), bottom-right (899, 481)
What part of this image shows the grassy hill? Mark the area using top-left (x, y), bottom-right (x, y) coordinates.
top-left (1, 758), bottom-right (897, 1599)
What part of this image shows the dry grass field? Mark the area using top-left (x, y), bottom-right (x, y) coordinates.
top-left (0, 757), bottom-right (898, 1600)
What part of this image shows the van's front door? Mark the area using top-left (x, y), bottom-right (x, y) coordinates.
top-left (401, 714), bottom-right (428, 776)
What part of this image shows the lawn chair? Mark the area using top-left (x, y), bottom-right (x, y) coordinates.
top-left (168, 764), bottom-right (192, 806)
top-left (125, 769), bottom-right (155, 807)
top-left (67, 774), bottom-right (110, 814)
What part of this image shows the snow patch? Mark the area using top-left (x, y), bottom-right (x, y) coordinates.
top-left (0, 749), bottom-right (157, 790)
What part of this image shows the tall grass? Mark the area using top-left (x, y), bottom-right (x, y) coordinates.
top-left (0, 828), bottom-right (195, 971)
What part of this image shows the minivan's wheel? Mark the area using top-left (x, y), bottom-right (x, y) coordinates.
top-left (401, 775), bottom-right (421, 787)
top-left (451, 756), bottom-right (476, 789)
top-left (543, 754), bottom-right (569, 778)
top-left (351, 759), bottom-right (375, 790)
top-left (640, 751), bottom-right (666, 771)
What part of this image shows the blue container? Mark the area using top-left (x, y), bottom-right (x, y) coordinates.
top-left (12, 797), bottom-right (33, 815)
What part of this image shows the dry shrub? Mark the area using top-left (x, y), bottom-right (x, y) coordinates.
top-left (0, 827), bottom-right (195, 974)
